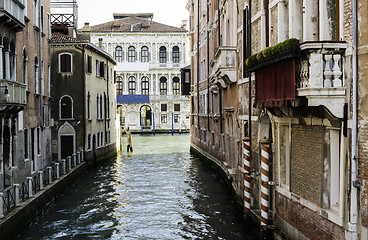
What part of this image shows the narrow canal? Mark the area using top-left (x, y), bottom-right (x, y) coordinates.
top-left (17, 134), bottom-right (256, 240)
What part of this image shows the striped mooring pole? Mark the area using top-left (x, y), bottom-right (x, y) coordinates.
top-left (243, 137), bottom-right (251, 214)
top-left (260, 139), bottom-right (271, 227)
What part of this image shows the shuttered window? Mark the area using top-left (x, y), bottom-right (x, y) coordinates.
top-left (59, 53), bottom-right (72, 73)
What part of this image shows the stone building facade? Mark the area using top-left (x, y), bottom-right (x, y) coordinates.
top-left (0, 0), bottom-right (53, 196)
top-left (50, 33), bottom-right (117, 163)
top-left (189, 0), bottom-right (367, 239)
top-left (82, 13), bottom-right (190, 133)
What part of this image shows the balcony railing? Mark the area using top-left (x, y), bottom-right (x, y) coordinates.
top-left (0, 0), bottom-right (25, 31)
top-left (212, 46), bottom-right (237, 87)
top-left (0, 79), bottom-right (27, 108)
top-left (149, 63), bottom-right (186, 69)
top-left (296, 42), bottom-right (347, 118)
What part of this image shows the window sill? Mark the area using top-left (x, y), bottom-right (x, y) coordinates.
top-left (60, 118), bottom-right (75, 121)
top-left (25, 158), bottom-right (30, 163)
top-left (33, 25), bottom-right (40, 31)
top-left (59, 72), bottom-right (73, 74)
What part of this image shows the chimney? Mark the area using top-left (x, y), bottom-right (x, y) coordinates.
top-left (98, 38), bottom-right (103, 49)
top-left (181, 20), bottom-right (188, 29)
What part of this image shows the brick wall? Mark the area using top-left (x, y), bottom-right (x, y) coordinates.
top-left (358, 120), bottom-right (368, 227)
top-left (276, 192), bottom-right (345, 240)
top-left (269, 4), bottom-right (278, 46)
top-left (291, 124), bottom-right (323, 206)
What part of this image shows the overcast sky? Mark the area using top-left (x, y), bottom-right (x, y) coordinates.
top-left (76, 0), bottom-right (189, 29)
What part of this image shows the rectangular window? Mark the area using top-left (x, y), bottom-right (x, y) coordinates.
top-left (279, 124), bottom-right (290, 188)
top-left (47, 13), bottom-right (50, 38)
top-left (161, 114), bottom-right (167, 123)
top-left (87, 134), bottom-right (91, 150)
top-left (174, 104), bottom-right (180, 112)
top-left (97, 133), bottom-right (100, 147)
top-left (40, 5), bottom-right (44, 32)
top-left (96, 60), bottom-right (100, 76)
top-left (31, 128), bottom-right (35, 172)
top-left (99, 61), bottom-right (105, 78)
top-left (24, 129), bottom-right (28, 159)
top-left (161, 103), bottom-right (167, 112)
top-left (34, 0), bottom-right (38, 27)
top-left (101, 132), bottom-right (103, 146)
top-left (60, 54), bottom-right (72, 73)
top-left (86, 55), bottom-right (92, 74)
top-left (37, 128), bottom-right (40, 155)
top-left (174, 114), bottom-right (180, 123)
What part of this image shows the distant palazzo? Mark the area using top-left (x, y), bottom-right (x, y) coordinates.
top-left (82, 13), bottom-right (191, 132)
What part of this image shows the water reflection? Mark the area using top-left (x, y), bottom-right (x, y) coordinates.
top-left (17, 134), bottom-right (255, 240)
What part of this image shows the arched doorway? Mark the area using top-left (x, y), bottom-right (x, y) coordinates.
top-left (3, 124), bottom-right (11, 187)
top-left (58, 122), bottom-right (76, 161)
top-left (140, 105), bottom-right (152, 128)
top-left (117, 105), bottom-right (126, 128)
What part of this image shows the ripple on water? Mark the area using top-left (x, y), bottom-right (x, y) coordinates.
top-left (17, 135), bottom-right (256, 240)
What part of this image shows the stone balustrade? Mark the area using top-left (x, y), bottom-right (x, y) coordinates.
top-left (297, 42), bottom-right (348, 118)
top-left (0, 0), bottom-right (25, 30)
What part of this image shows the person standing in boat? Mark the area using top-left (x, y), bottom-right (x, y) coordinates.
top-left (125, 126), bottom-right (133, 152)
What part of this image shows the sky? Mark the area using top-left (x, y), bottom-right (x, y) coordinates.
top-left (76, 0), bottom-right (189, 29)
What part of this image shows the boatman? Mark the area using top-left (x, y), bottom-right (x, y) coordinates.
top-left (125, 126), bottom-right (133, 152)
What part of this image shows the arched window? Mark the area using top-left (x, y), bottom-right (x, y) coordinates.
top-left (115, 46), bottom-right (123, 62)
top-left (60, 96), bottom-right (73, 119)
top-left (23, 48), bottom-right (28, 85)
top-left (173, 77), bottom-right (180, 95)
top-left (172, 46), bottom-right (180, 63)
top-left (116, 76), bottom-right (123, 95)
top-left (159, 46), bottom-right (167, 63)
top-left (10, 40), bottom-right (15, 80)
top-left (141, 76), bottom-right (149, 95)
top-left (141, 46), bottom-right (149, 62)
top-left (128, 46), bottom-right (135, 62)
top-left (2, 36), bottom-right (8, 79)
top-left (59, 53), bottom-right (72, 73)
top-left (160, 77), bottom-right (167, 95)
top-left (128, 76), bottom-right (136, 95)
top-left (34, 56), bottom-right (39, 94)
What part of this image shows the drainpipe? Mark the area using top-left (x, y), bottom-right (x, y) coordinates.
top-left (351, 0), bottom-right (359, 239)
top-left (197, 0), bottom-right (200, 133)
top-left (207, 0), bottom-right (210, 131)
top-left (82, 46), bottom-right (86, 153)
top-left (39, 0), bottom-right (43, 168)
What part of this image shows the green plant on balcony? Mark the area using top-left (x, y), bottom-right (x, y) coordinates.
top-left (244, 38), bottom-right (300, 71)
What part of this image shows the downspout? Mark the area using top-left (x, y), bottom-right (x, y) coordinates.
top-left (39, 0), bottom-right (43, 167)
top-left (105, 58), bottom-right (108, 146)
top-left (248, 1), bottom-right (252, 150)
top-left (207, 0), bottom-right (210, 131)
top-left (197, 0), bottom-right (200, 131)
top-left (39, 1), bottom-right (43, 126)
top-left (351, 0), bottom-right (359, 239)
top-left (82, 46), bottom-right (86, 153)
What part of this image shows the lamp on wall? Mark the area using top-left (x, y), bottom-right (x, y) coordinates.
top-left (0, 86), bottom-right (10, 102)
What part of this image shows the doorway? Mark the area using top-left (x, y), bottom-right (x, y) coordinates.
top-left (140, 105), bottom-right (152, 128)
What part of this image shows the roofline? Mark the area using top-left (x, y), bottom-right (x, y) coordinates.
top-left (51, 42), bottom-right (116, 65)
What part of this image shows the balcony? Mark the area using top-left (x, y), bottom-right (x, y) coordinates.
top-left (296, 42), bottom-right (347, 118)
top-left (0, 0), bottom-right (25, 31)
top-left (0, 79), bottom-right (27, 114)
top-left (149, 63), bottom-right (186, 70)
top-left (211, 46), bottom-right (237, 88)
